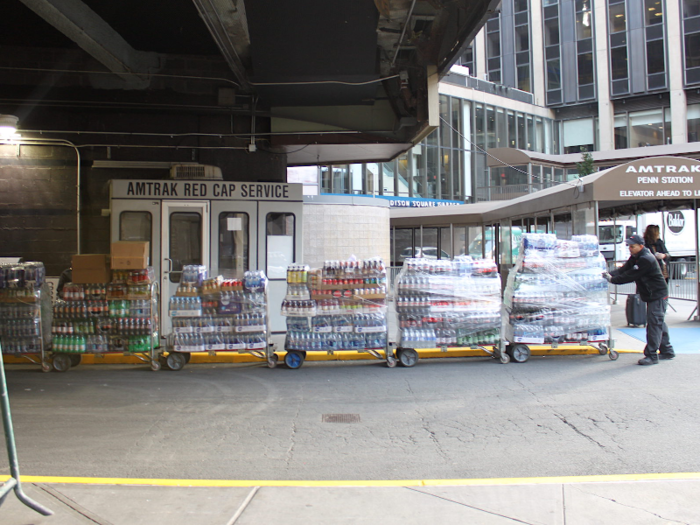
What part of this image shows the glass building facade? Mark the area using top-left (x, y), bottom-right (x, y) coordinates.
top-left (298, 0), bottom-right (700, 206)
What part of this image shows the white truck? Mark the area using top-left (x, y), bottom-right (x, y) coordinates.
top-left (598, 210), bottom-right (697, 271)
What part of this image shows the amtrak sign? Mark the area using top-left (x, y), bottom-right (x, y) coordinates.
top-left (594, 157), bottom-right (700, 200)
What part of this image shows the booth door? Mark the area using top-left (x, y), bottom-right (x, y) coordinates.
top-left (161, 201), bottom-right (210, 335)
top-left (258, 203), bottom-right (302, 333)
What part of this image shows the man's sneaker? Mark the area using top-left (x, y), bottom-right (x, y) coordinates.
top-left (638, 357), bottom-right (658, 365)
top-left (659, 353), bottom-right (675, 360)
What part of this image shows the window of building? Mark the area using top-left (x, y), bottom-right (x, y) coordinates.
top-left (486, 13), bottom-right (502, 83)
top-left (608, 2), bottom-right (626, 32)
top-left (507, 110), bottom-right (517, 147)
top-left (645, 0), bottom-right (666, 89)
top-left (614, 114), bottom-right (628, 149)
top-left (563, 118), bottom-right (594, 153)
top-left (684, 0), bottom-right (700, 84)
top-left (321, 165), bottom-right (331, 193)
top-left (576, 0), bottom-right (595, 100)
top-left (608, 0), bottom-right (628, 95)
top-left (576, 0), bottom-right (593, 39)
top-left (459, 44), bottom-right (475, 74)
top-left (645, 0), bottom-right (663, 25)
top-left (350, 164), bottom-right (363, 194)
top-left (629, 109), bottom-right (664, 147)
top-left (381, 162), bottom-right (396, 196)
top-left (688, 104), bottom-right (700, 142)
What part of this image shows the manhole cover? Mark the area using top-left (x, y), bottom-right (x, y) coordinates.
top-left (322, 414), bottom-right (361, 423)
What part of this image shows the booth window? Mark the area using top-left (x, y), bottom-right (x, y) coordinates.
top-left (218, 212), bottom-right (249, 278)
top-left (266, 212), bottom-right (295, 280)
top-left (169, 212), bottom-right (202, 283)
top-left (119, 211), bottom-right (152, 261)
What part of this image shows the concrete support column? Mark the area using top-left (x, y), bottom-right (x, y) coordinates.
top-left (474, 28), bottom-right (487, 81)
top-left (530, 0), bottom-right (546, 107)
top-left (666, 0), bottom-right (688, 144)
top-left (594, 0), bottom-right (614, 151)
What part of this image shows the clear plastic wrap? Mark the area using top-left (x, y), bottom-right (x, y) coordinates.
top-left (503, 234), bottom-right (610, 344)
top-left (167, 268), bottom-right (269, 353)
top-left (0, 262), bottom-right (48, 355)
top-left (281, 258), bottom-right (389, 351)
top-left (395, 256), bottom-right (501, 348)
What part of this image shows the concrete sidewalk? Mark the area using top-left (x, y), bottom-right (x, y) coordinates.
top-left (3, 474), bottom-right (700, 524)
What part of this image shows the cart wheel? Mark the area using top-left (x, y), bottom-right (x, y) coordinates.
top-left (386, 356), bottom-right (397, 368)
top-left (508, 344), bottom-right (531, 363)
top-left (598, 344), bottom-right (608, 355)
top-left (183, 352), bottom-right (191, 364)
top-left (166, 352), bottom-right (187, 371)
top-left (150, 360), bottom-right (161, 371)
top-left (52, 354), bottom-right (71, 373)
top-left (608, 350), bottom-right (619, 361)
top-left (267, 353), bottom-right (279, 369)
top-left (499, 353), bottom-right (511, 364)
top-left (41, 362), bottom-right (51, 373)
top-left (69, 354), bottom-right (82, 367)
top-left (397, 348), bottom-right (419, 368)
top-left (284, 350), bottom-right (305, 369)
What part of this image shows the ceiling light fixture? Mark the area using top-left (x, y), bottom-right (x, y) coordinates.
top-left (0, 114), bottom-right (19, 138)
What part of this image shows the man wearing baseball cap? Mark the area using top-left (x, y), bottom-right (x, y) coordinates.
top-left (603, 233), bottom-right (675, 365)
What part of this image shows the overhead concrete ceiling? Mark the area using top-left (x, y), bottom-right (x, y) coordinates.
top-left (1, 0), bottom-right (498, 165)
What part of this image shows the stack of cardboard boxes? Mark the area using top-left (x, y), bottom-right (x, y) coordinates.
top-left (71, 241), bottom-right (150, 284)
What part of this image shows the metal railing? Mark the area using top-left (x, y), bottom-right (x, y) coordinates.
top-left (607, 260), bottom-right (698, 301)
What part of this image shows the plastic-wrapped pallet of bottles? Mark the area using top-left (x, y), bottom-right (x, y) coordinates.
top-left (503, 233), bottom-right (610, 344)
top-left (167, 266), bottom-right (269, 356)
top-left (51, 267), bottom-right (159, 358)
top-left (281, 258), bottom-right (389, 354)
top-left (0, 262), bottom-right (51, 362)
top-left (395, 257), bottom-right (501, 349)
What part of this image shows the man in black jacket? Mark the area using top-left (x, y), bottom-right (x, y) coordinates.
top-left (604, 234), bottom-right (675, 365)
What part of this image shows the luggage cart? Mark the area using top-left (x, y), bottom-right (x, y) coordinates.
top-left (391, 342), bottom-right (497, 367)
top-left (393, 257), bottom-right (502, 367)
top-left (165, 270), bottom-right (273, 370)
top-left (0, 263), bottom-right (52, 372)
top-left (494, 337), bottom-right (618, 364)
top-left (279, 260), bottom-right (391, 369)
top-left (50, 280), bottom-right (162, 372)
top-left (500, 234), bottom-right (617, 364)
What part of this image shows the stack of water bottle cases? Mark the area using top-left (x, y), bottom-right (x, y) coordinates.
top-left (281, 258), bottom-right (389, 353)
top-left (52, 268), bottom-right (158, 355)
top-left (167, 266), bottom-right (269, 354)
top-left (503, 233), bottom-right (610, 344)
top-left (0, 262), bottom-right (49, 355)
top-left (395, 257), bottom-right (501, 349)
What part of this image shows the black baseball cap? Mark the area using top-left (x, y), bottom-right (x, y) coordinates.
top-left (624, 234), bottom-right (644, 246)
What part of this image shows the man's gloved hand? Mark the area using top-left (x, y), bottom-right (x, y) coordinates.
top-left (602, 271), bottom-right (611, 282)
top-left (655, 252), bottom-right (664, 260)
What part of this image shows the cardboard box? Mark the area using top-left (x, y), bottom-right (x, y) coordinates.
top-left (72, 254), bottom-right (111, 284)
top-left (111, 242), bottom-right (150, 270)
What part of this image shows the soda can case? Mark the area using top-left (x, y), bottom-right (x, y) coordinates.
top-left (395, 256), bottom-right (501, 349)
top-left (503, 234), bottom-right (610, 345)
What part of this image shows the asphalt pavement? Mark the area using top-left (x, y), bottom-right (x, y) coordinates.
top-left (2, 298), bottom-right (700, 524)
